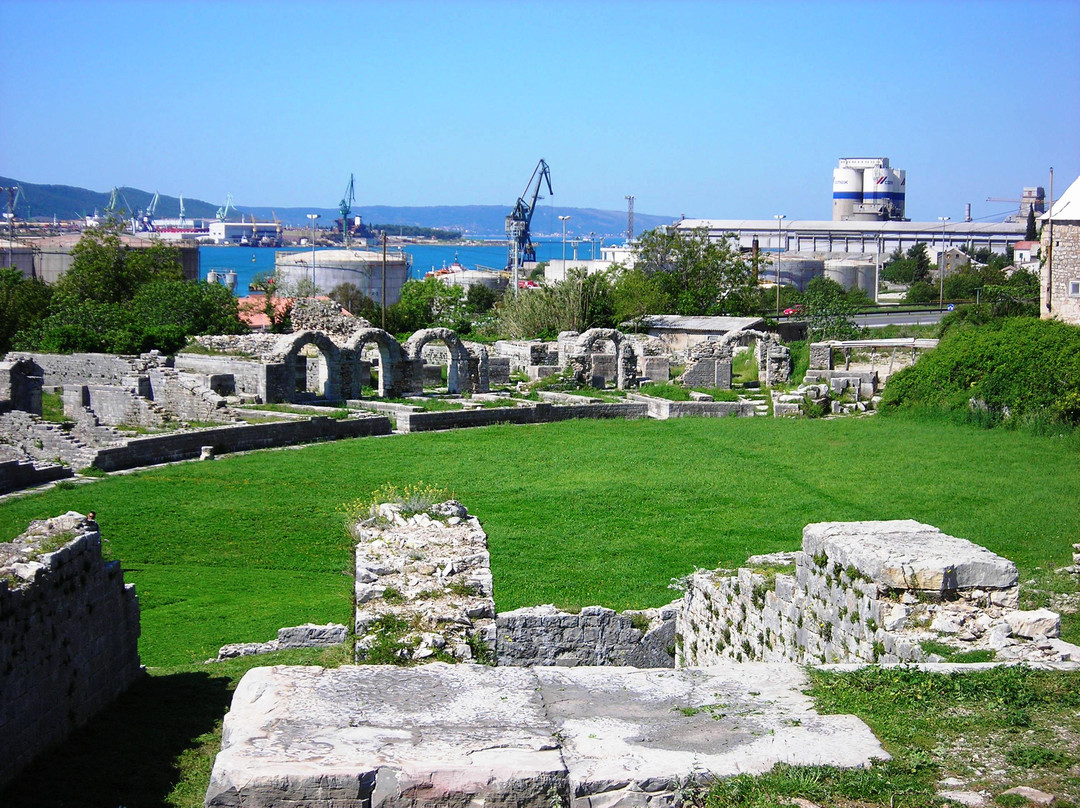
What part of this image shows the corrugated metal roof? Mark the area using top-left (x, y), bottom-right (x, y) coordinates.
top-left (642, 315), bottom-right (764, 332)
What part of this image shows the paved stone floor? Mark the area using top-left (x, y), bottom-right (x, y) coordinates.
top-left (206, 663), bottom-right (887, 808)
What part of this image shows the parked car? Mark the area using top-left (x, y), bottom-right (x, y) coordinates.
top-left (783, 304), bottom-right (804, 316)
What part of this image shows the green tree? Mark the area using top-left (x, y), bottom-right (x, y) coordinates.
top-left (56, 224), bottom-right (183, 305)
top-left (494, 269), bottom-right (614, 339)
top-left (0, 268), bottom-right (53, 354)
top-left (882, 243), bottom-right (931, 285)
top-left (801, 276), bottom-right (858, 340)
top-left (633, 227), bottom-right (760, 316)
top-left (329, 282), bottom-right (383, 323)
top-left (1025, 207), bottom-right (1038, 241)
top-left (611, 265), bottom-right (668, 331)
top-left (385, 276), bottom-right (468, 334)
top-left (465, 282), bottom-right (500, 315)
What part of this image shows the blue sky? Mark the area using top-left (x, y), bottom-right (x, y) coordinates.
top-left (2, 0), bottom-right (1077, 227)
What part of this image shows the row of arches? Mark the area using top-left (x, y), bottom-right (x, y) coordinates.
top-left (270, 328), bottom-right (489, 402)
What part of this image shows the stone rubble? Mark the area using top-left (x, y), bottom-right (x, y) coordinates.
top-left (214, 622), bottom-right (348, 661)
top-left (678, 520), bottom-right (1080, 666)
top-left (353, 500), bottom-right (496, 663)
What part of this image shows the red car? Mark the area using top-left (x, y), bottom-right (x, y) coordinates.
top-left (783, 305), bottom-right (803, 316)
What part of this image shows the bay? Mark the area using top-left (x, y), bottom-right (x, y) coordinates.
top-left (199, 237), bottom-right (619, 297)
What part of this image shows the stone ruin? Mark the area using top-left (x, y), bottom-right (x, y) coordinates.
top-left (353, 500), bottom-right (496, 663)
top-left (679, 329), bottom-right (792, 390)
top-left (679, 520), bottom-right (1079, 666)
top-left (0, 512), bottom-right (141, 789)
top-left (204, 505), bottom-right (1079, 807)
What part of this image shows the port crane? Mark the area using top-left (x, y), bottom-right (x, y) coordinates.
top-left (505, 159), bottom-right (553, 279)
top-left (340, 174), bottom-right (356, 248)
top-left (138, 192), bottom-right (159, 232)
top-left (216, 193), bottom-right (234, 222)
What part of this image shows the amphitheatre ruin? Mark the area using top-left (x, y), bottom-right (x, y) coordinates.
top-left (1, 300), bottom-right (1078, 806)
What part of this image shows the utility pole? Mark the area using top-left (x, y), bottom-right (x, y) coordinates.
top-left (938, 216), bottom-right (950, 310)
top-left (625, 196), bottom-right (635, 242)
top-left (381, 231), bottom-right (388, 330)
top-left (1, 186), bottom-right (18, 269)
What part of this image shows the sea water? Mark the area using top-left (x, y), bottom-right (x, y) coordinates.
top-left (199, 238), bottom-right (618, 297)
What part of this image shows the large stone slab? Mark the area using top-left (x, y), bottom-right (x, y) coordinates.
top-left (205, 663), bottom-right (888, 808)
top-left (802, 520), bottom-right (1018, 592)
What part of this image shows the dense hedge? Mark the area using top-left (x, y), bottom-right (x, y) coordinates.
top-left (881, 317), bottom-right (1080, 426)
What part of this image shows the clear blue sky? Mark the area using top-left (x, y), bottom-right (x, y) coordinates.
top-left (2, 0), bottom-right (1077, 226)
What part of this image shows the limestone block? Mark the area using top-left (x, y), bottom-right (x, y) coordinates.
top-left (802, 520), bottom-right (1018, 592)
top-left (1005, 609), bottom-right (1061, 639)
top-left (277, 623), bottom-right (347, 649)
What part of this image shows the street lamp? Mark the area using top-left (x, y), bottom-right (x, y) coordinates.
top-left (938, 216), bottom-right (950, 310)
top-left (559, 215), bottom-right (571, 273)
top-left (774, 215), bottom-right (786, 317)
top-left (306, 213), bottom-right (320, 288)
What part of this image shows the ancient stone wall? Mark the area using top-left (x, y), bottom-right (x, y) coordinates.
top-left (91, 414), bottom-right (391, 472)
top-left (496, 604), bottom-right (678, 667)
top-left (7, 351), bottom-right (170, 388)
top-left (0, 459), bottom-right (73, 495)
top-left (678, 520), bottom-right (1078, 667)
top-left (627, 392), bottom-right (757, 420)
top-left (0, 358), bottom-right (42, 415)
top-left (0, 513), bottom-right (141, 788)
top-left (395, 401), bottom-right (647, 433)
top-left (174, 353), bottom-right (267, 400)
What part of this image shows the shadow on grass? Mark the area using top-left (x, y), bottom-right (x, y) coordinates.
top-left (0, 668), bottom-right (233, 808)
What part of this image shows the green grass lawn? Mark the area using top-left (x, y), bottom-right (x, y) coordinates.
top-left (1, 414), bottom-right (1078, 667)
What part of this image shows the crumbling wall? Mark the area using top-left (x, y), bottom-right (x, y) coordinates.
top-left (7, 351), bottom-right (170, 388)
top-left (0, 513), bottom-right (141, 789)
top-left (496, 604), bottom-right (678, 667)
top-left (677, 520), bottom-right (1078, 667)
top-left (0, 358), bottom-right (43, 415)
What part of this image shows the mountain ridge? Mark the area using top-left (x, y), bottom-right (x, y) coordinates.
top-left (0, 177), bottom-right (676, 237)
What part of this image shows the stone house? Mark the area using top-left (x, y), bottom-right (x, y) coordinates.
top-left (1041, 174), bottom-right (1080, 325)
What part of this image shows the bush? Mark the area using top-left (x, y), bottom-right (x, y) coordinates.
top-left (880, 317), bottom-right (1080, 427)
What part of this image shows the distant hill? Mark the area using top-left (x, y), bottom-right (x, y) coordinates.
top-left (0, 177), bottom-right (676, 237)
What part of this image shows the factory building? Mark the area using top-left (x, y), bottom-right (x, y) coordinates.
top-left (832, 158), bottom-right (906, 221)
top-left (209, 221), bottom-right (283, 246)
top-left (274, 248), bottom-right (411, 306)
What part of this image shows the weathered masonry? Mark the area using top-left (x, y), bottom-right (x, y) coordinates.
top-left (0, 513), bottom-right (141, 789)
top-left (679, 520), bottom-right (1076, 666)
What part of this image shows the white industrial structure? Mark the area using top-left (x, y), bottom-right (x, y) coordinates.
top-left (274, 248), bottom-right (411, 306)
top-left (832, 157), bottom-right (906, 221)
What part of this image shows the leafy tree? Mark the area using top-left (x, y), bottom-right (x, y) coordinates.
top-left (56, 223), bottom-right (183, 305)
top-left (800, 276), bottom-right (858, 341)
top-left (494, 268), bottom-right (614, 339)
top-left (385, 276), bottom-right (468, 334)
top-left (882, 243), bottom-right (931, 285)
top-left (611, 265), bottom-right (668, 331)
top-left (465, 282), bottom-right (500, 315)
top-left (903, 281), bottom-right (938, 304)
top-left (0, 268), bottom-right (53, 354)
top-left (246, 271), bottom-right (292, 333)
top-left (130, 280), bottom-right (245, 337)
top-left (329, 282), bottom-right (382, 323)
top-left (633, 227), bottom-right (760, 316)
top-left (1025, 207), bottom-right (1038, 241)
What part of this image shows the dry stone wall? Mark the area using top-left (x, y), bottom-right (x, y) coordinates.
top-left (678, 520), bottom-right (1080, 667)
top-left (0, 513), bottom-right (141, 788)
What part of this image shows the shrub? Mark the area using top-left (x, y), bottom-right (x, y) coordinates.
top-left (881, 317), bottom-right (1080, 428)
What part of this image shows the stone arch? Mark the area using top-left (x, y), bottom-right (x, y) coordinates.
top-left (343, 328), bottom-right (407, 398)
top-left (273, 330), bottom-right (342, 401)
top-left (570, 328), bottom-right (637, 390)
top-left (714, 329), bottom-right (791, 388)
top-left (403, 328), bottom-right (475, 395)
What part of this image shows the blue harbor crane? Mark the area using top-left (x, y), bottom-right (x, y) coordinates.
top-left (340, 174), bottom-right (356, 248)
top-left (216, 193), bottom-right (234, 222)
top-left (505, 159), bottom-right (553, 277)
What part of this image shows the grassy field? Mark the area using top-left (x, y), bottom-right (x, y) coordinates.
top-left (3, 413), bottom-right (1080, 807)
top-left (1, 413), bottom-right (1078, 667)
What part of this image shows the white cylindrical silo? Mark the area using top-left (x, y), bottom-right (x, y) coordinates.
top-left (832, 167), bottom-right (862, 220)
top-left (825, 260), bottom-right (857, 290)
top-left (826, 258), bottom-right (876, 293)
top-left (778, 257), bottom-right (824, 291)
top-left (894, 169), bottom-right (906, 219)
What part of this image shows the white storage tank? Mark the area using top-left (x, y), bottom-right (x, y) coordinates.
top-left (776, 257), bottom-right (824, 291)
top-left (825, 258), bottom-right (876, 295)
top-left (832, 167), bottom-right (863, 221)
top-left (274, 248), bottom-right (412, 306)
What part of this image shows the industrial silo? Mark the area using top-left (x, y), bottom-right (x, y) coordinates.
top-left (274, 248), bottom-right (411, 306)
top-left (825, 258), bottom-right (876, 294)
top-left (832, 167), bottom-right (862, 221)
top-left (777, 257), bottom-right (824, 291)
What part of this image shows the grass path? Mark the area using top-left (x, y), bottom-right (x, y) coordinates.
top-left (1, 414), bottom-right (1078, 666)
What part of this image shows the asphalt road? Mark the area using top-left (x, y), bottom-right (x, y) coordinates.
top-left (854, 309), bottom-right (945, 328)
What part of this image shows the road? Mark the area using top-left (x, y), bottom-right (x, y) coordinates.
top-left (854, 309), bottom-right (945, 328)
